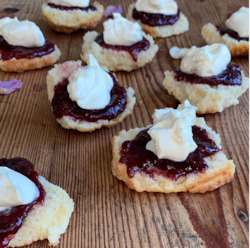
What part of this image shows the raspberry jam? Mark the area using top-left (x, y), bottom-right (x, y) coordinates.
top-left (51, 74), bottom-right (127, 122)
top-left (0, 158), bottom-right (45, 248)
top-left (120, 126), bottom-right (220, 180)
top-left (216, 26), bottom-right (249, 41)
top-left (0, 36), bottom-right (55, 61)
top-left (132, 8), bottom-right (180, 26)
top-left (95, 34), bottom-right (150, 61)
top-left (47, 3), bottom-right (96, 11)
top-left (175, 64), bottom-right (242, 86)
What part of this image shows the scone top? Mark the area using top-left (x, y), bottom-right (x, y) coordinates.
top-left (48, 0), bottom-right (90, 8)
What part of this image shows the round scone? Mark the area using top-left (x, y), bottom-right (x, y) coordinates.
top-left (47, 60), bottom-right (136, 132)
top-left (126, 3), bottom-right (189, 38)
top-left (201, 23), bottom-right (249, 57)
top-left (42, 1), bottom-right (104, 33)
top-left (112, 118), bottom-right (235, 193)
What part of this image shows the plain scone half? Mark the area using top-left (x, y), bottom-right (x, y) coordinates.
top-left (112, 118), bottom-right (235, 193)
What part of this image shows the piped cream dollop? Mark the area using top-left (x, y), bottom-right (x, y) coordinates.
top-left (0, 167), bottom-right (40, 212)
top-left (146, 100), bottom-right (198, 161)
top-left (67, 54), bottom-right (114, 110)
top-left (48, 0), bottom-right (90, 7)
top-left (103, 13), bottom-right (143, 46)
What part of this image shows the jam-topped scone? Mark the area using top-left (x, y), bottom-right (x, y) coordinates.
top-left (42, 0), bottom-right (104, 33)
top-left (0, 157), bottom-right (74, 247)
top-left (81, 13), bottom-right (158, 71)
top-left (126, 0), bottom-right (189, 38)
top-left (163, 44), bottom-right (249, 114)
top-left (202, 7), bottom-right (249, 57)
top-left (112, 101), bottom-right (235, 193)
top-left (47, 54), bottom-right (136, 132)
top-left (0, 17), bottom-right (61, 73)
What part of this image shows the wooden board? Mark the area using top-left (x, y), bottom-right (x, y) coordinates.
top-left (0, 0), bottom-right (248, 247)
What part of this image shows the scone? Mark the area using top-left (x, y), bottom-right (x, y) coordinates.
top-left (42, 1), bottom-right (104, 33)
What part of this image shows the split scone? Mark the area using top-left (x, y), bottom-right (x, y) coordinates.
top-left (126, 0), bottom-right (189, 38)
top-left (202, 7), bottom-right (249, 57)
top-left (47, 54), bottom-right (136, 132)
top-left (0, 157), bottom-right (74, 248)
top-left (163, 44), bottom-right (249, 114)
top-left (42, 0), bottom-right (104, 33)
top-left (81, 13), bottom-right (158, 71)
top-left (112, 101), bottom-right (235, 193)
top-left (0, 17), bottom-right (61, 73)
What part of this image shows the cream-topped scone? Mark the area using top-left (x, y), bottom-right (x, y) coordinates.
top-left (202, 7), bottom-right (249, 57)
top-left (127, 0), bottom-right (189, 38)
top-left (163, 44), bottom-right (249, 114)
top-left (0, 17), bottom-right (61, 72)
top-left (112, 101), bottom-right (235, 193)
top-left (47, 54), bottom-right (136, 132)
top-left (42, 0), bottom-right (104, 33)
top-left (81, 13), bottom-right (158, 71)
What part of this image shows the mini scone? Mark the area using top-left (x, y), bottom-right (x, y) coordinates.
top-left (42, 0), bottom-right (104, 33)
top-left (112, 101), bottom-right (235, 193)
top-left (47, 54), bottom-right (136, 132)
top-left (0, 17), bottom-right (61, 73)
top-left (163, 44), bottom-right (249, 114)
top-left (0, 157), bottom-right (74, 247)
top-left (126, 0), bottom-right (189, 38)
top-left (81, 13), bottom-right (158, 72)
top-left (202, 7), bottom-right (249, 57)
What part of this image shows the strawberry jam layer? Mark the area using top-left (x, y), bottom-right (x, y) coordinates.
top-left (132, 8), bottom-right (180, 26)
top-left (0, 36), bottom-right (55, 61)
top-left (51, 74), bottom-right (127, 122)
top-left (0, 158), bottom-right (45, 248)
top-left (47, 3), bottom-right (96, 11)
top-left (120, 126), bottom-right (220, 180)
top-left (175, 64), bottom-right (242, 86)
top-left (216, 26), bottom-right (249, 41)
top-left (95, 34), bottom-right (150, 61)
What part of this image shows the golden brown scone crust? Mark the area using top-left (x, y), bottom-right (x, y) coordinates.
top-left (127, 3), bottom-right (189, 38)
top-left (201, 23), bottom-right (249, 57)
top-left (47, 60), bottom-right (136, 132)
top-left (42, 1), bottom-right (104, 33)
top-left (112, 118), bottom-right (235, 193)
top-left (162, 70), bottom-right (249, 114)
top-left (0, 45), bottom-right (61, 73)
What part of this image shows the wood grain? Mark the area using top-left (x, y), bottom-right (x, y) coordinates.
top-left (0, 0), bottom-right (248, 247)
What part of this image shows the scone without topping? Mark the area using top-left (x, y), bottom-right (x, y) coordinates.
top-left (112, 118), bottom-right (235, 193)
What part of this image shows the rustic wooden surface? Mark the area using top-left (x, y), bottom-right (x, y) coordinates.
top-left (0, 0), bottom-right (248, 247)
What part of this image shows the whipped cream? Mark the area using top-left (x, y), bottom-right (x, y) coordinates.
top-left (48, 0), bottom-right (90, 7)
top-left (0, 17), bottom-right (45, 47)
top-left (169, 46), bottom-right (189, 59)
top-left (146, 100), bottom-right (198, 161)
top-left (103, 13), bottom-right (143, 46)
top-left (225, 7), bottom-right (249, 38)
top-left (67, 54), bottom-right (114, 110)
top-left (0, 167), bottom-right (40, 212)
top-left (135, 0), bottom-right (178, 15)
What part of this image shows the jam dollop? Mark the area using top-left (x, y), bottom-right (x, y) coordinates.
top-left (175, 64), bottom-right (242, 86)
top-left (0, 36), bottom-right (55, 61)
top-left (52, 74), bottom-right (127, 122)
top-left (95, 34), bottom-right (150, 61)
top-left (216, 26), bottom-right (249, 41)
top-left (132, 8), bottom-right (180, 26)
top-left (0, 158), bottom-right (45, 248)
top-left (120, 126), bottom-right (220, 180)
top-left (47, 3), bottom-right (96, 11)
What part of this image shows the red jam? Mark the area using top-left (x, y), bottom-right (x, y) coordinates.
top-left (95, 34), bottom-right (150, 61)
top-left (0, 158), bottom-right (45, 248)
top-left (0, 36), bottom-right (55, 61)
top-left (216, 25), bottom-right (249, 41)
top-left (175, 64), bottom-right (242, 86)
top-left (47, 3), bottom-right (96, 11)
top-left (132, 8), bottom-right (180, 26)
top-left (120, 126), bottom-right (220, 180)
top-left (51, 74), bottom-right (127, 122)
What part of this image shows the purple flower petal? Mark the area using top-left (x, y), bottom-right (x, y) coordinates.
top-left (0, 79), bottom-right (22, 95)
top-left (104, 5), bottom-right (123, 18)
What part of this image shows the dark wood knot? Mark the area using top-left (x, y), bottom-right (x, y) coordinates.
top-left (237, 210), bottom-right (249, 223)
top-left (3, 7), bottom-right (19, 13)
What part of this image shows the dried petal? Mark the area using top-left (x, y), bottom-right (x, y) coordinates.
top-left (0, 79), bottom-right (22, 95)
top-left (104, 5), bottom-right (123, 18)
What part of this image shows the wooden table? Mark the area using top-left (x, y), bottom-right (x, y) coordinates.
top-left (0, 0), bottom-right (248, 247)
